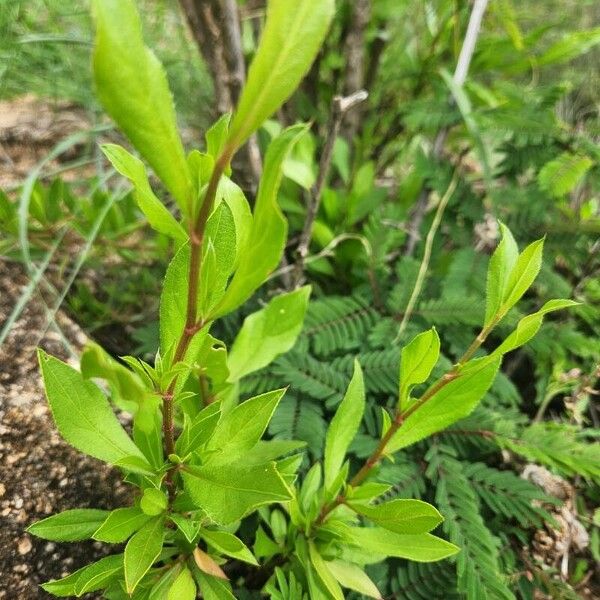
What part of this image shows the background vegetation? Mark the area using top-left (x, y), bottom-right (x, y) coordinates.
top-left (1, 0), bottom-right (599, 598)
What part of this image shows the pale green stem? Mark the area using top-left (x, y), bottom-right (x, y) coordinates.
top-left (395, 172), bottom-right (459, 343)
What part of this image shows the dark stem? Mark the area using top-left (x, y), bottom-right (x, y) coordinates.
top-left (292, 91), bottom-right (368, 287)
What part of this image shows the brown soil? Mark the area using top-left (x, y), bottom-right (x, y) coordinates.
top-left (0, 261), bottom-right (129, 599)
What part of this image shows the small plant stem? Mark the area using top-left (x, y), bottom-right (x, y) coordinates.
top-left (161, 147), bottom-right (234, 495)
top-left (315, 315), bottom-right (499, 525)
top-left (394, 172), bottom-right (459, 343)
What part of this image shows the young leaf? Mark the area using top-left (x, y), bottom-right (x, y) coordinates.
top-left (202, 389), bottom-right (286, 464)
top-left (93, 507), bottom-right (151, 543)
top-left (182, 462), bottom-right (292, 524)
top-left (101, 144), bottom-right (187, 243)
top-left (387, 356), bottom-right (501, 453)
top-left (169, 514), bottom-right (201, 544)
top-left (38, 351), bottom-right (149, 466)
top-left (213, 125), bottom-right (308, 317)
top-left (200, 529), bottom-right (259, 566)
top-left (140, 488), bottom-right (168, 516)
top-left (399, 328), bottom-right (440, 408)
top-left (92, 0), bottom-right (191, 210)
top-left (347, 528), bottom-right (459, 562)
top-left (493, 299), bottom-right (579, 356)
top-left (326, 560), bottom-right (382, 599)
top-left (175, 402), bottom-right (221, 456)
top-left (168, 566), bottom-right (196, 600)
top-left (485, 222), bottom-right (518, 325)
top-left (28, 509), bottom-right (110, 542)
top-left (227, 287), bottom-right (311, 381)
top-left (308, 542), bottom-right (344, 600)
top-left (226, 0), bottom-right (335, 149)
top-left (124, 516), bottom-right (165, 594)
top-left (41, 554), bottom-right (123, 597)
top-left (502, 238), bottom-right (545, 314)
top-left (348, 499), bottom-right (443, 534)
top-left (195, 570), bottom-right (236, 600)
top-left (324, 360), bottom-right (365, 489)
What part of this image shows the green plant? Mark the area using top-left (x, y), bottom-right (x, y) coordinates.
top-left (28, 0), bottom-right (335, 596)
top-left (23, 1), bottom-right (588, 599)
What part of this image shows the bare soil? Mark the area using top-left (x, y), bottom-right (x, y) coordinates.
top-left (0, 261), bottom-right (128, 599)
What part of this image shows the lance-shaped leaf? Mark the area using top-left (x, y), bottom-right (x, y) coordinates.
top-left (168, 566), bottom-right (196, 600)
top-left (347, 528), bottom-right (459, 562)
top-left (324, 360), bottom-right (365, 489)
top-left (202, 389), bottom-right (286, 464)
top-left (502, 237), bottom-right (545, 313)
top-left (227, 287), bottom-right (311, 381)
top-left (348, 499), bottom-right (443, 534)
top-left (101, 144), bottom-right (187, 243)
top-left (200, 529), bottom-right (258, 566)
top-left (93, 507), bottom-right (151, 543)
top-left (387, 356), bottom-right (501, 453)
top-left (28, 509), bottom-right (110, 542)
top-left (494, 299), bottom-right (579, 356)
top-left (485, 222), bottom-right (518, 325)
top-left (213, 125), bottom-right (308, 317)
top-left (124, 516), bottom-right (165, 594)
top-left (226, 0), bottom-right (335, 150)
top-left (182, 462), bottom-right (291, 524)
top-left (399, 328), bottom-right (440, 408)
top-left (41, 554), bottom-right (124, 597)
top-left (196, 570), bottom-right (236, 600)
top-left (326, 561), bottom-right (382, 599)
top-left (92, 0), bottom-right (191, 210)
top-left (38, 351), bottom-right (149, 466)
top-left (309, 542), bottom-right (344, 600)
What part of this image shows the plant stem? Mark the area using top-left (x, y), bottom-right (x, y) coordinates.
top-left (315, 316), bottom-right (498, 525)
top-left (161, 147), bottom-right (233, 493)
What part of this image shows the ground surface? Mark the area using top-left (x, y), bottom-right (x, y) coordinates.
top-left (0, 260), bottom-right (128, 599)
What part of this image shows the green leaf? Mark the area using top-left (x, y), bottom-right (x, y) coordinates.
top-left (538, 152), bottom-right (594, 197)
top-left (182, 462), bottom-right (291, 524)
top-left (140, 488), bottom-right (168, 516)
top-left (149, 565), bottom-right (182, 600)
top-left (227, 287), bottom-right (311, 381)
top-left (74, 554), bottom-right (124, 596)
top-left (93, 507), bottom-right (151, 543)
top-left (195, 571), bottom-right (236, 600)
top-left (326, 560), bottom-right (382, 599)
top-left (168, 566), bottom-right (196, 600)
top-left (494, 299), bottom-right (579, 355)
top-left (203, 389), bottom-right (286, 464)
top-left (213, 125), bottom-right (308, 317)
top-left (169, 514), bottom-right (201, 544)
top-left (324, 360), bottom-right (365, 489)
top-left (347, 528), bottom-right (459, 562)
top-left (308, 542), bottom-right (344, 600)
top-left (101, 144), bottom-right (187, 243)
top-left (200, 529), bottom-right (258, 566)
top-left (38, 350), bottom-right (149, 466)
top-left (124, 516), bottom-right (165, 594)
top-left (92, 0), bottom-right (191, 210)
top-left (175, 402), bottom-right (221, 456)
top-left (348, 499), bottom-right (443, 534)
top-left (387, 356), bottom-right (501, 453)
top-left (226, 0), bottom-right (334, 149)
top-left (41, 554), bottom-right (123, 597)
top-left (502, 238), bottom-right (545, 314)
top-left (485, 222), bottom-right (519, 325)
top-left (28, 509), bottom-right (110, 542)
top-left (399, 328), bottom-right (440, 408)
top-left (206, 113), bottom-right (232, 160)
